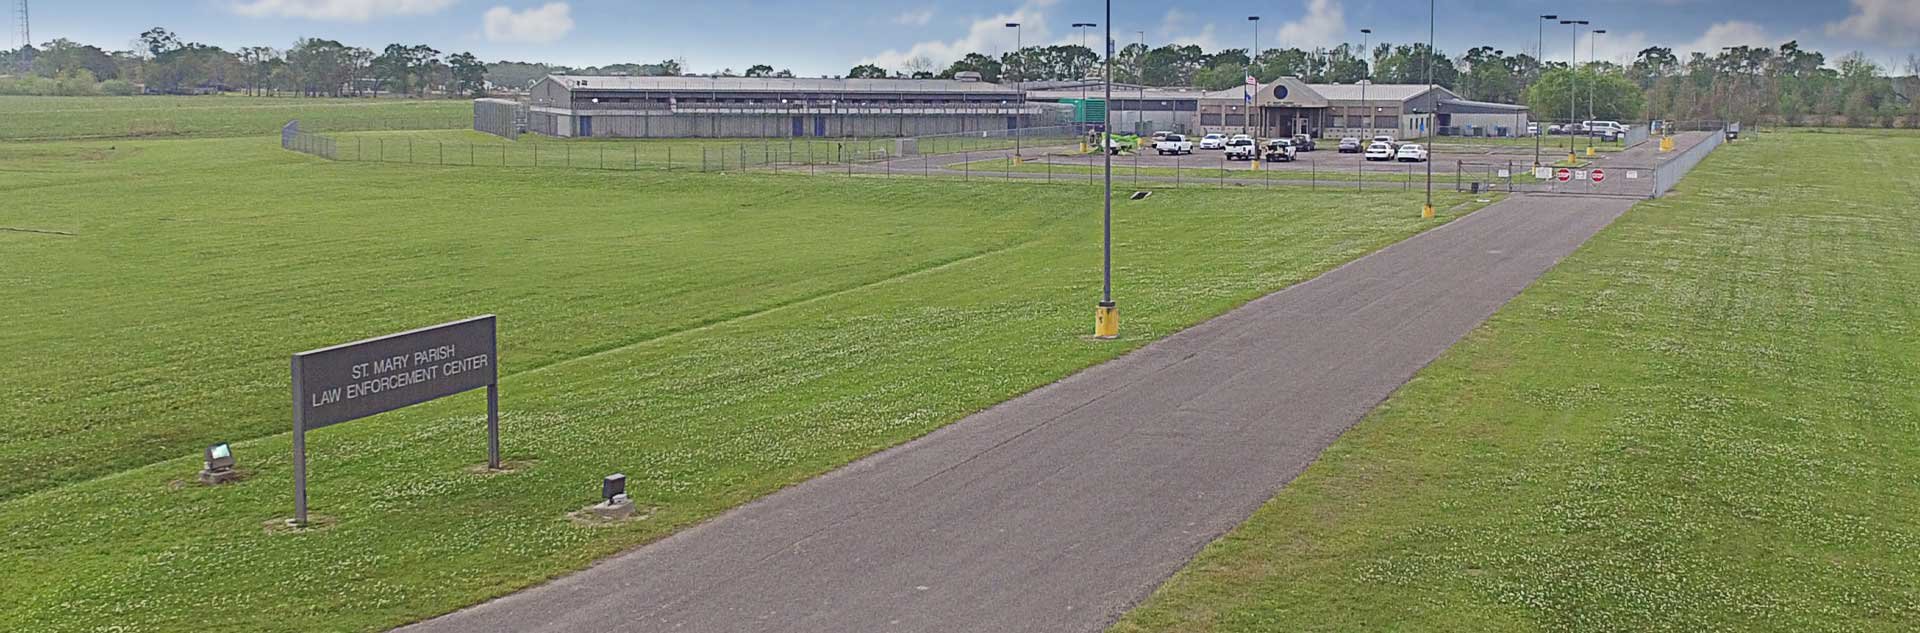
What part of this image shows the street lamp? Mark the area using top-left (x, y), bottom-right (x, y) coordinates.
top-left (1006, 22), bottom-right (1024, 161)
top-left (1074, 22), bottom-right (1098, 150)
top-left (1247, 16), bottom-right (1260, 138)
top-left (1095, 1), bottom-right (1118, 340)
top-left (1422, 0), bottom-right (1435, 219)
top-left (1590, 29), bottom-right (1607, 152)
top-left (1560, 19), bottom-right (1588, 163)
top-left (1359, 27), bottom-right (1370, 191)
top-left (1534, 15), bottom-right (1557, 167)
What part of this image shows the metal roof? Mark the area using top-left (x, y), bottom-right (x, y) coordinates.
top-left (1438, 97), bottom-right (1529, 113)
top-left (545, 75), bottom-right (1020, 94)
top-left (1026, 87), bottom-right (1209, 101)
top-left (1308, 83), bottom-right (1448, 102)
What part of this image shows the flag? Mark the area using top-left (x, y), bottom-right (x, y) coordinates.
top-left (1244, 89), bottom-right (1253, 104)
top-left (1245, 75), bottom-right (1257, 104)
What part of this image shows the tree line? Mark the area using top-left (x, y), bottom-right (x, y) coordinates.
top-left (5, 28), bottom-right (1914, 127)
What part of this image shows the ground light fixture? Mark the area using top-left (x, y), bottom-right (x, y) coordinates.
top-left (602, 473), bottom-right (627, 504)
top-left (199, 442), bottom-right (239, 484)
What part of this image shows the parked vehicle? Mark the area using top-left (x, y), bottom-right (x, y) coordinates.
top-left (1395, 143), bottom-right (1429, 162)
top-left (1264, 139), bottom-right (1299, 162)
top-left (1198, 133), bottom-right (1227, 150)
top-left (1370, 135), bottom-right (1398, 149)
top-left (1365, 142), bottom-right (1395, 161)
top-left (1583, 121), bottom-right (1627, 141)
top-left (1526, 123), bottom-right (1540, 136)
top-left (1150, 130), bottom-right (1172, 142)
top-left (1224, 137), bottom-right (1260, 161)
top-left (1154, 134), bottom-right (1194, 155)
top-left (1290, 134), bottom-right (1317, 152)
top-left (1337, 137), bottom-right (1363, 153)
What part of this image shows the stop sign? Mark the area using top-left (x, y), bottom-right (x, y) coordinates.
top-left (1555, 168), bottom-right (1572, 182)
top-left (1591, 169), bottom-right (1607, 183)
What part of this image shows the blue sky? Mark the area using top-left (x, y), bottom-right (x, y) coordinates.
top-left (21, 0), bottom-right (1920, 75)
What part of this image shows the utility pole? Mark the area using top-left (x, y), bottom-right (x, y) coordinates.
top-left (1137, 31), bottom-right (1146, 135)
top-left (1095, 0), bottom-right (1118, 340)
top-left (1006, 22), bottom-right (1023, 162)
top-left (1422, 0), bottom-right (1435, 219)
top-left (1560, 19), bottom-right (1588, 163)
top-left (1590, 29), bottom-right (1606, 154)
top-left (1535, 14), bottom-right (1558, 167)
top-left (1247, 16), bottom-right (1260, 137)
top-left (1359, 27), bottom-right (1371, 189)
top-left (1075, 22), bottom-right (1097, 151)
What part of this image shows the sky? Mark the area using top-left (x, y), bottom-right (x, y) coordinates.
top-left (17, 0), bottom-right (1920, 76)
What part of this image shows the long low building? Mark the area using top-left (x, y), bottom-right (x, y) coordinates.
top-left (524, 74), bottom-right (1052, 139)
top-left (1029, 78), bottom-right (1529, 140)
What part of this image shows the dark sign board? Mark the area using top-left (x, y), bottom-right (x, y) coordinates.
top-left (293, 315), bottom-right (497, 429)
top-left (289, 315), bottom-right (499, 525)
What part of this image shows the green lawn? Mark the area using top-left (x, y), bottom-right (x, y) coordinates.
top-left (326, 129), bottom-right (897, 168)
top-left (1112, 128), bottom-right (1920, 631)
top-left (0, 132), bottom-right (1488, 632)
top-left (0, 95), bottom-right (469, 140)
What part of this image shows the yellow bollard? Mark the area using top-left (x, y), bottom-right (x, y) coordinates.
top-left (1567, 152), bottom-right (1578, 164)
top-left (1659, 136), bottom-right (1674, 152)
top-left (1094, 302), bottom-right (1119, 339)
top-left (1586, 146), bottom-right (1596, 157)
top-left (1080, 142), bottom-right (1089, 154)
top-left (1251, 159), bottom-right (1260, 170)
top-left (1422, 204), bottom-right (1436, 219)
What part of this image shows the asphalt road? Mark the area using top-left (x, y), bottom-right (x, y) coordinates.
top-left (396, 194), bottom-right (1638, 633)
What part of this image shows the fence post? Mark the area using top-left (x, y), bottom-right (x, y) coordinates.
top-left (534, 143), bottom-right (539, 168)
top-left (667, 146), bottom-right (673, 171)
top-left (1175, 154), bottom-right (1181, 189)
top-left (409, 138), bottom-right (413, 164)
top-left (1220, 156), bottom-right (1226, 189)
top-left (964, 150), bottom-right (970, 181)
top-left (1456, 160), bottom-right (1462, 192)
top-left (380, 137), bottom-right (385, 163)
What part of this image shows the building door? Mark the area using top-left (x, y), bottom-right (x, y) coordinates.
top-left (1007, 116), bottom-right (1018, 131)
top-left (578, 116), bottom-right (593, 138)
top-left (792, 116), bottom-right (804, 137)
top-left (814, 116), bottom-right (827, 137)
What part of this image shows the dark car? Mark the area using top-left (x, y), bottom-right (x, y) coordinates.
top-left (1337, 137), bottom-right (1362, 153)
top-left (1290, 134), bottom-right (1317, 152)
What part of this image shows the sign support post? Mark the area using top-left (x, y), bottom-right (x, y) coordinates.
top-left (288, 315), bottom-right (500, 527)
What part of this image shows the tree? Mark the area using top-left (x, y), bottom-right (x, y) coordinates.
top-left (938, 53), bottom-right (1001, 82)
top-left (139, 27), bottom-right (182, 58)
top-left (847, 64), bottom-right (888, 79)
top-left (900, 55), bottom-right (937, 79)
top-left (448, 52), bottom-right (487, 97)
top-left (1527, 66), bottom-right (1644, 123)
top-left (238, 46), bottom-right (278, 96)
top-left (744, 64), bottom-right (775, 78)
top-left (31, 39), bottom-right (118, 80)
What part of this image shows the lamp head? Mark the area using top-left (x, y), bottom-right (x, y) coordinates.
top-left (204, 443), bottom-right (235, 471)
top-left (602, 473), bottom-right (627, 503)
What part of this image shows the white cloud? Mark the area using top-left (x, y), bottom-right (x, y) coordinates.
top-left (484, 3), bottom-right (574, 44)
top-left (1684, 21), bottom-right (1774, 54)
top-left (859, 0), bottom-right (1056, 73)
top-left (893, 8), bottom-right (935, 27)
top-left (1826, 0), bottom-right (1920, 47)
top-left (1275, 0), bottom-right (1347, 51)
top-left (231, 0), bottom-right (456, 21)
top-left (1158, 9), bottom-right (1221, 51)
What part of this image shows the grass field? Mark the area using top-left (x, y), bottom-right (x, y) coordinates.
top-left (0, 129), bottom-right (1487, 631)
top-left (0, 95), bottom-right (469, 140)
top-left (1112, 128), bottom-right (1920, 631)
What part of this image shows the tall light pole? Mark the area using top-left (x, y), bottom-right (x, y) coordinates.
top-left (1358, 27), bottom-right (1371, 191)
top-left (1247, 15), bottom-right (1260, 137)
top-left (1137, 30), bottom-right (1146, 134)
top-left (1074, 22), bottom-right (1097, 150)
top-left (1590, 28), bottom-right (1605, 152)
top-left (1534, 14), bottom-right (1557, 167)
top-left (1560, 19), bottom-right (1587, 163)
top-left (1006, 22), bottom-right (1024, 161)
top-left (1095, 0), bottom-right (1118, 340)
top-left (1422, 0), bottom-right (1435, 219)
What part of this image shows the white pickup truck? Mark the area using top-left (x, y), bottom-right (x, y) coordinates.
top-left (1224, 137), bottom-right (1259, 161)
top-left (1154, 134), bottom-right (1194, 155)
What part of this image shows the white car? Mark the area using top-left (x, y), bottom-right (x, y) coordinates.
top-left (1395, 144), bottom-right (1429, 162)
top-left (1370, 135), bottom-right (1398, 149)
top-left (1198, 133), bottom-right (1227, 150)
top-left (1526, 123), bottom-right (1540, 136)
top-left (1364, 142), bottom-right (1395, 161)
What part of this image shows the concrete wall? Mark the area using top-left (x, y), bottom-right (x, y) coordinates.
top-left (1446, 112), bottom-right (1532, 137)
